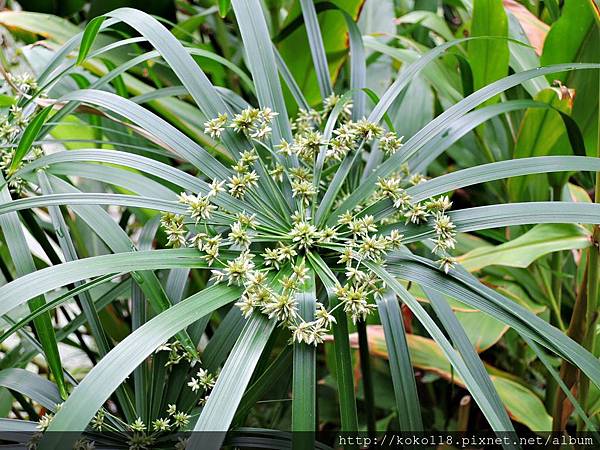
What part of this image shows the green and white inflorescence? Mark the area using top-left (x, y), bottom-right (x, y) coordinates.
top-left (161, 95), bottom-right (457, 347)
top-left (0, 72), bottom-right (45, 193)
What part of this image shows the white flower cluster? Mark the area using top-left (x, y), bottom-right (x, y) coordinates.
top-left (0, 72), bottom-right (46, 193)
top-left (159, 95), bottom-right (459, 347)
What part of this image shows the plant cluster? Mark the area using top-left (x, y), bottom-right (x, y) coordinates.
top-left (160, 95), bottom-right (457, 346)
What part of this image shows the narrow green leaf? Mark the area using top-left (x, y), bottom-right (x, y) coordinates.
top-left (44, 177), bottom-right (198, 357)
top-left (230, 0), bottom-right (293, 145)
top-left (12, 149), bottom-right (272, 225)
top-left (8, 106), bottom-right (52, 175)
top-left (424, 287), bottom-right (514, 431)
top-left (408, 100), bottom-right (560, 171)
top-left (0, 192), bottom-right (186, 217)
top-left (1, 274), bottom-right (118, 344)
top-left (292, 270), bottom-right (316, 449)
top-left (77, 16), bottom-right (106, 65)
top-left (376, 291), bottom-right (423, 431)
top-left (203, 307), bottom-right (245, 373)
top-left (0, 369), bottom-right (61, 411)
top-left (235, 348), bottom-right (292, 421)
top-left (331, 63), bottom-right (600, 222)
top-left (342, 12), bottom-right (366, 120)
top-left (367, 262), bottom-right (517, 442)
top-left (524, 336), bottom-right (599, 437)
top-left (273, 45), bottom-right (310, 111)
top-left (383, 253), bottom-right (600, 390)
top-left (58, 89), bottom-right (230, 180)
top-left (299, 0), bottom-right (332, 100)
top-left (0, 176), bottom-right (67, 399)
top-left (308, 253), bottom-right (358, 431)
top-left (0, 249), bottom-right (218, 317)
top-left (104, 8), bottom-right (248, 156)
top-left (218, 0), bottom-right (231, 17)
top-left (382, 202), bottom-right (600, 244)
top-left (189, 315), bottom-right (275, 449)
top-left (408, 156), bottom-right (600, 203)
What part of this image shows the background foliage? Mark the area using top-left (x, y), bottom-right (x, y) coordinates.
top-left (0, 0), bottom-right (598, 449)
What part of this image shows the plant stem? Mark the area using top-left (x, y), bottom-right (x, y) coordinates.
top-left (551, 184), bottom-right (564, 315)
top-left (456, 395), bottom-right (471, 432)
top-left (538, 265), bottom-right (566, 331)
top-left (552, 267), bottom-right (587, 432)
top-left (576, 88), bottom-right (600, 430)
top-left (357, 320), bottom-right (376, 437)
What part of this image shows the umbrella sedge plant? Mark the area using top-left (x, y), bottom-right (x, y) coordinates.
top-left (0, 2), bottom-right (598, 449)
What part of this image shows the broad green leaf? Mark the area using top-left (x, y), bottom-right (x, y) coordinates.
top-left (490, 378), bottom-right (551, 431)
top-left (541, 0), bottom-right (599, 153)
top-left (468, 0), bottom-right (509, 104)
top-left (540, 1), bottom-right (596, 83)
top-left (218, 0), bottom-right (231, 17)
top-left (277, 0), bottom-right (364, 109)
top-left (503, 0), bottom-right (548, 55)
top-left (508, 89), bottom-right (574, 201)
top-left (458, 224), bottom-right (591, 271)
top-left (505, 11), bottom-right (548, 96)
top-left (454, 310), bottom-right (508, 352)
top-left (0, 10), bottom-right (80, 43)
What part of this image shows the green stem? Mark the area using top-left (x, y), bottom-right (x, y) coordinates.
top-left (538, 264), bottom-right (566, 331)
top-left (330, 296), bottom-right (359, 435)
top-left (551, 184), bottom-right (564, 314)
top-left (577, 90), bottom-right (600, 430)
top-left (357, 320), bottom-right (376, 437)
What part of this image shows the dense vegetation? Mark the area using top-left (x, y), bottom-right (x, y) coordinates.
top-left (0, 0), bottom-right (598, 448)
